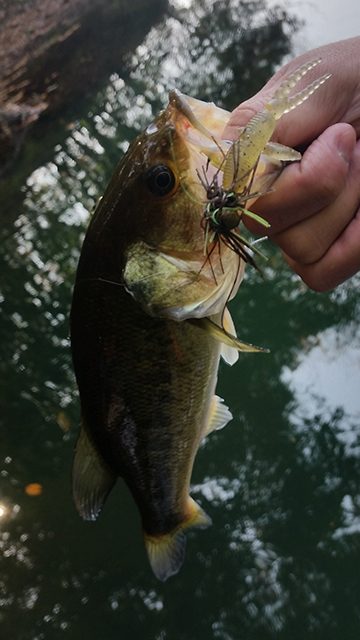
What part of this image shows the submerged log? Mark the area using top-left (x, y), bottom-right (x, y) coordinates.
top-left (0, 0), bottom-right (168, 175)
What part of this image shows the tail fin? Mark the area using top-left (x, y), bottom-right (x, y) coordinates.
top-left (144, 497), bottom-right (211, 582)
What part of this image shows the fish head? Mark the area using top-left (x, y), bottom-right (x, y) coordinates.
top-left (83, 92), bottom-right (255, 320)
top-left (144, 92), bottom-right (250, 314)
top-left (83, 91), bottom-right (245, 319)
top-left (105, 90), bottom-right (232, 255)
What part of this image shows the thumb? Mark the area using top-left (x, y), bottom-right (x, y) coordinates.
top-left (222, 92), bottom-right (272, 140)
top-left (222, 46), bottom-right (348, 147)
top-left (223, 72), bottom-right (332, 148)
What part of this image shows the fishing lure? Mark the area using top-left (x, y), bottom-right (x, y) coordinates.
top-left (200, 58), bottom-right (331, 269)
top-left (199, 166), bottom-right (270, 274)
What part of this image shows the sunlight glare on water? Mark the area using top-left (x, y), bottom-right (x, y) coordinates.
top-left (281, 319), bottom-right (360, 420)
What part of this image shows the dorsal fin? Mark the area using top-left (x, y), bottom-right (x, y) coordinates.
top-left (72, 421), bottom-right (116, 521)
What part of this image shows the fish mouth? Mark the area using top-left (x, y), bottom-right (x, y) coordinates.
top-left (168, 89), bottom-right (229, 140)
top-left (168, 89), bottom-right (231, 177)
top-left (169, 90), bottom-right (219, 139)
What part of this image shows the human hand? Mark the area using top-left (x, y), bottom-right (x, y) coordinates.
top-left (223, 37), bottom-right (360, 291)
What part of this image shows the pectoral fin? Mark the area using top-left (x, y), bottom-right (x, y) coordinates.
top-left (123, 242), bottom-right (202, 316)
top-left (72, 422), bottom-right (116, 522)
top-left (123, 241), bottom-right (241, 321)
top-left (189, 316), bottom-right (269, 354)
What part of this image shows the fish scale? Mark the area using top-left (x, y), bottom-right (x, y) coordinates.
top-left (72, 276), bottom-right (220, 532)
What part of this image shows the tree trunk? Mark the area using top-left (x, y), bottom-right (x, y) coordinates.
top-left (0, 0), bottom-right (168, 176)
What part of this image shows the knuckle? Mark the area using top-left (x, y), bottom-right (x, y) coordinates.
top-left (285, 257), bottom-right (336, 292)
top-left (301, 272), bottom-right (333, 292)
top-left (275, 228), bottom-right (326, 265)
top-left (298, 137), bottom-right (350, 209)
top-left (299, 171), bottom-right (341, 210)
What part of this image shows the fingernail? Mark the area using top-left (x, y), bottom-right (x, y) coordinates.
top-left (335, 126), bottom-right (356, 165)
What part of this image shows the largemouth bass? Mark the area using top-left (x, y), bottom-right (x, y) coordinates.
top-left (71, 60), bottom-right (330, 581)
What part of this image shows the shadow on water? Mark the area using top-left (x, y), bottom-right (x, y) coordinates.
top-left (1, 1), bottom-right (360, 638)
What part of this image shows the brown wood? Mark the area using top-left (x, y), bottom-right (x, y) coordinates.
top-left (0, 0), bottom-right (168, 175)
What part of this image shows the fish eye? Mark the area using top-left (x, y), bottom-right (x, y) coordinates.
top-left (145, 165), bottom-right (176, 196)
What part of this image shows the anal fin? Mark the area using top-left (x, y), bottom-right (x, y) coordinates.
top-left (205, 395), bottom-right (232, 436)
top-left (72, 421), bottom-right (116, 521)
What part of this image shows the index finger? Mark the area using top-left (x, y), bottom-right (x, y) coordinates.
top-left (246, 123), bottom-right (356, 236)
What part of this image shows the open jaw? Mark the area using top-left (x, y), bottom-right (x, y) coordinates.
top-left (168, 89), bottom-right (233, 186)
top-left (168, 89), bottom-right (289, 207)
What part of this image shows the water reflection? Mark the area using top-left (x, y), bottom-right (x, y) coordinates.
top-left (282, 319), bottom-right (360, 418)
top-left (1, 0), bottom-right (360, 638)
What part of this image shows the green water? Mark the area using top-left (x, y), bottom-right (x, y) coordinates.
top-left (1, 1), bottom-right (360, 638)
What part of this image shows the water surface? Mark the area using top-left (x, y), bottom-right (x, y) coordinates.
top-left (1, 1), bottom-right (360, 638)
